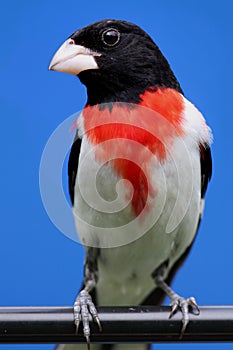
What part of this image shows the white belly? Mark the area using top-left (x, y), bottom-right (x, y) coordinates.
top-left (73, 133), bottom-right (202, 305)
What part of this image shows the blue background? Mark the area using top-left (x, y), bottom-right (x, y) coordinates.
top-left (0, 0), bottom-right (232, 349)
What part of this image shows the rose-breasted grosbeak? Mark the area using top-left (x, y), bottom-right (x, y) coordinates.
top-left (49, 19), bottom-right (212, 350)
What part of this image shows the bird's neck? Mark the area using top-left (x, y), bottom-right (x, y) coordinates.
top-left (78, 68), bottom-right (183, 106)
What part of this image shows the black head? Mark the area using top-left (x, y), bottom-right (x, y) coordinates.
top-left (49, 19), bottom-right (183, 105)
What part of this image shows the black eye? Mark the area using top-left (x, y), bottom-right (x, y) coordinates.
top-left (101, 28), bottom-right (120, 46)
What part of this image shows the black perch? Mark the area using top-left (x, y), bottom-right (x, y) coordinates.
top-left (0, 306), bottom-right (232, 343)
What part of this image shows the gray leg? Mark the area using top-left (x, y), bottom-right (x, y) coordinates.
top-left (153, 264), bottom-right (200, 336)
top-left (74, 248), bottom-right (102, 349)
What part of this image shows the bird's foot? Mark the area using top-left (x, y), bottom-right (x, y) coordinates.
top-left (74, 290), bottom-right (102, 349)
top-left (169, 295), bottom-right (200, 337)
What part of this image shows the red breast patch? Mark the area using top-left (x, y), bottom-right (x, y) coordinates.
top-left (82, 88), bottom-right (184, 217)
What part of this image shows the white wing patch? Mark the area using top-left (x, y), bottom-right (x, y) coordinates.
top-left (182, 97), bottom-right (213, 147)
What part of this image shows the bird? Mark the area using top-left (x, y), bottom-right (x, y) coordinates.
top-left (49, 19), bottom-right (212, 350)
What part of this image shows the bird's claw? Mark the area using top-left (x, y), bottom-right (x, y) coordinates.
top-left (169, 295), bottom-right (200, 337)
top-left (85, 335), bottom-right (90, 350)
top-left (74, 290), bottom-right (102, 347)
top-left (94, 315), bottom-right (102, 332)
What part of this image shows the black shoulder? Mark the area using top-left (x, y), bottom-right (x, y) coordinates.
top-left (200, 144), bottom-right (212, 198)
top-left (68, 132), bottom-right (82, 206)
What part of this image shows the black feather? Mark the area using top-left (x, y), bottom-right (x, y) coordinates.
top-left (68, 131), bottom-right (81, 205)
top-left (71, 19), bottom-right (183, 105)
top-left (200, 144), bottom-right (212, 198)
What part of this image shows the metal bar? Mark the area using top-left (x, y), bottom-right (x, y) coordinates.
top-left (0, 306), bottom-right (232, 343)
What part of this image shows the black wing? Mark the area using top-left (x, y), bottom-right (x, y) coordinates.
top-left (68, 131), bottom-right (82, 206)
top-left (200, 144), bottom-right (212, 198)
top-left (142, 144), bottom-right (212, 306)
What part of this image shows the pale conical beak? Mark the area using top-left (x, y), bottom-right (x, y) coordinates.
top-left (49, 38), bottom-right (100, 75)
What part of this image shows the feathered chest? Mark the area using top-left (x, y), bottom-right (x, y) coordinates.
top-left (78, 88), bottom-right (185, 216)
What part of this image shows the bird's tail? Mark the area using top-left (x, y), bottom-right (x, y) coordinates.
top-left (55, 343), bottom-right (150, 350)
